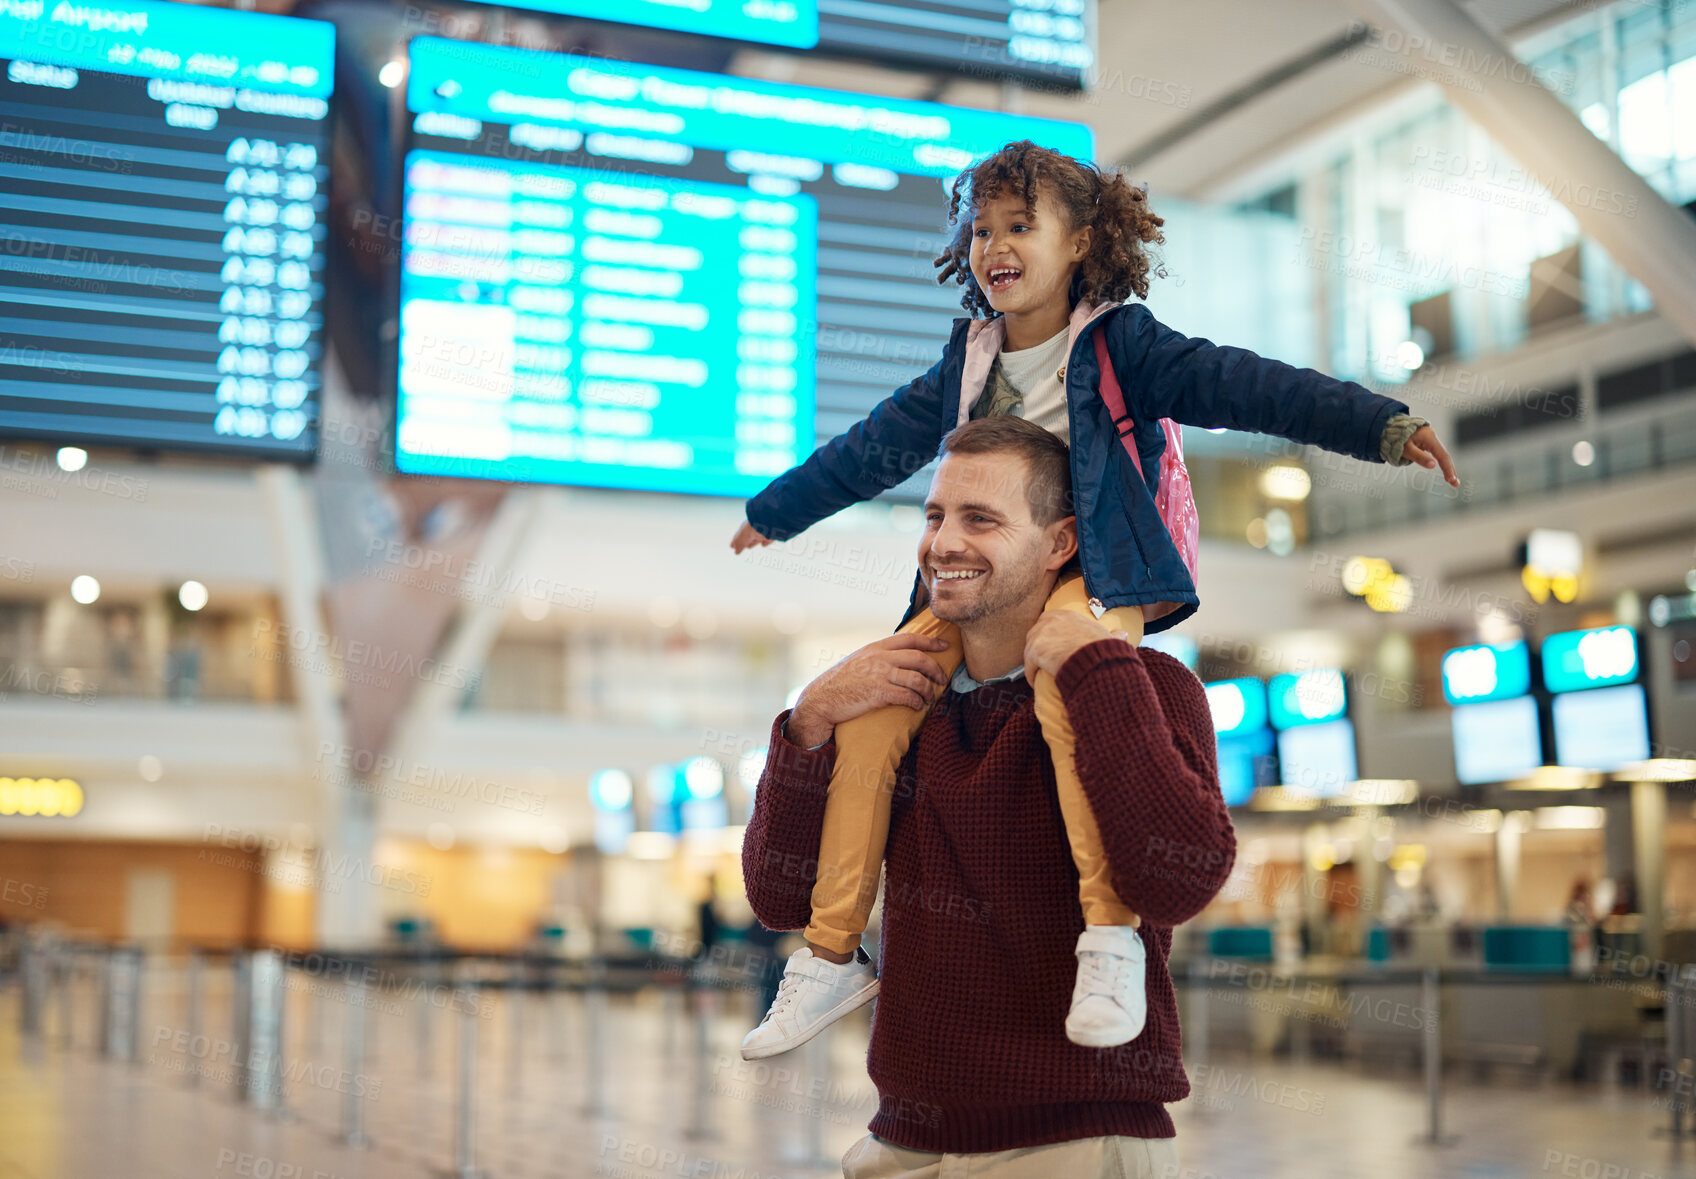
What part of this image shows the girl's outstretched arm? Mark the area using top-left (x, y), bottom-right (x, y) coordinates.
top-left (737, 343), bottom-right (953, 545)
top-left (1114, 303), bottom-right (1455, 480)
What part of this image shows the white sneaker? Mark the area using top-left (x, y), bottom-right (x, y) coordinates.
top-left (1065, 925), bottom-right (1148, 1048)
top-left (740, 946), bottom-right (878, 1061)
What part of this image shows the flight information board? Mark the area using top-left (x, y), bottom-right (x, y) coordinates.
top-left (395, 36), bottom-right (1092, 496)
top-left (464, 0), bottom-right (818, 48)
top-left (459, 0), bottom-right (1094, 91)
top-left (0, 0), bottom-right (333, 458)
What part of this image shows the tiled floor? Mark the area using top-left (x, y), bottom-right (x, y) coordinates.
top-left (0, 965), bottom-right (1689, 1179)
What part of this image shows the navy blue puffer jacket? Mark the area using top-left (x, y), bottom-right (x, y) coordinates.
top-left (745, 300), bottom-right (1408, 633)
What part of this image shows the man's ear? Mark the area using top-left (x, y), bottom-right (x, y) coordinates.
top-left (1045, 515), bottom-right (1079, 571)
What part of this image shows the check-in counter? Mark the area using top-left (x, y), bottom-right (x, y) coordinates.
top-left (1177, 922), bottom-right (1664, 1076)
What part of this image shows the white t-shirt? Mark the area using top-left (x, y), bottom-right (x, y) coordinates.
top-left (976, 325), bottom-right (1072, 444)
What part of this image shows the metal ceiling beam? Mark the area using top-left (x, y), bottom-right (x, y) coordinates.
top-left (1347, 0), bottom-right (1696, 346)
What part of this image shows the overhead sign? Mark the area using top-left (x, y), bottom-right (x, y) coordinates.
top-left (1541, 626), bottom-right (1638, 693)
top-left (1441, 641), bottom-right (1532, 705)
top-left (1204, 678), bottom-right (1268, 738)
top-left (1268, 669), bottom-right (1347, 730)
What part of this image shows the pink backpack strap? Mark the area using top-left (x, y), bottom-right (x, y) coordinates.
top-left (1092, 328), bottom-right (1144, 480)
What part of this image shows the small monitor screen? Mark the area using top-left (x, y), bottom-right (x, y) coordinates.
top-left (1276, 718), bottom-right (1356, 799)
top-left (1552, 684), bottom-right (1650, 772)
top-left (1451, 696), bottom-right (1542, 786)
top-left (1217, 727), bottom-right (1275, 808)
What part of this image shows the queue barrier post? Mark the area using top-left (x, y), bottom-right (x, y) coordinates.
top-left (684, 972), bottom-right (717, 1142)
top-left (583, 958), bottom-right (607, 1118)
top-left (445, 981), bottom-right (488, 1179)
top-left (55, 945), bottom-right (74, 1050)
top-left (1187, 957), bottom-right (1212, 1121)
top-left (100, 946), bottom-right (142, 1063)
top-left (663, 975), bottom-right (684, 1058)
top-left (342, 970), bottom-right (373, 1149)
top-left (184, 949), bottom-right (204, 1087)
top-left (418, 952), bottom-right (439, 1076)
top-left (236, 949), bottom-right (285, 1112)
top-left (1658, 973), bottom-right (1695, 1139)
top-left (800, 1025), bottom-right (834, 1170)
top-left (1414, 967), bottom-right (1456, 1147)
top-left (507, 959), bottom-right (524, 1096)
top-left (18, 936), bottom-right (46, 1039)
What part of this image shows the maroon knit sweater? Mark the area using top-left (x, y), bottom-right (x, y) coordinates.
top-left (742, 639), bottom-right (1236, 1154)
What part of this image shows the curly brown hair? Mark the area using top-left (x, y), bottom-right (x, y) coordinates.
top-left (932, 139), bottom-right (1166, 318)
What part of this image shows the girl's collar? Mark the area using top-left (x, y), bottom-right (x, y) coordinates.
top-left (965, 299), bottom-right (1117, 347)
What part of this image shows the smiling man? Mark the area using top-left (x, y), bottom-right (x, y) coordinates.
top-left (741, 416), bottom-right (1238, 1177)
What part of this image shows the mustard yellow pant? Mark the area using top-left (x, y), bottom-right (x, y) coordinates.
top-left (804, 574), bottom-right (1144, 955)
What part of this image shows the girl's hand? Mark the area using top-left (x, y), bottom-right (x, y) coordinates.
top-left (1403, 425), bottom-right (1460, 487)
top-left (730, 521), bottom-right (774, 553)
top-left (1025, 611), bottom-right (1126, 679)
top-left (788, 633), bottom-right (954, 746)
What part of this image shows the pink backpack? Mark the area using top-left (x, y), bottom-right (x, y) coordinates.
top-left (1093, 329), bottom-right (1201, 587)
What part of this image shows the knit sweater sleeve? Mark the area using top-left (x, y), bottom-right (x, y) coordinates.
top-left (1055, 640), bottom-right (1237, 928)
top-left (739, 709), bottom-right (835, 932)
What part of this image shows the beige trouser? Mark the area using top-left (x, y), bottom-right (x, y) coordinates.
top-left (804, 573), bottom-right (1145, 955)
top-left (841, 1131), bottom-right (1182, 1178)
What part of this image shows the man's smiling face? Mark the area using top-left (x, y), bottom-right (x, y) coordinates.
top-left (919, 451), bottom-right (1074, 626)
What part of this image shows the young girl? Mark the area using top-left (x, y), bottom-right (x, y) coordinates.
top-left (731, 140), bottom-right (1457, 1060)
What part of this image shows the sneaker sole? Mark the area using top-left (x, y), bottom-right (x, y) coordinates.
top-left (1064, 1020), bottom-right (1145, 1049)
top-left (739, 978), bottom-right (880, 1061)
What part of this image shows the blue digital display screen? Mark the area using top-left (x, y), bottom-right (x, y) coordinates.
top-left (0, 0), bottom-right (333, 458)
top-left (1441, 641), bottom-right (1532, 705)
top-left (1277, 719), bottom-right (1357, 798)
top-left (1552, 684), bottom-right (1650, 772)
top-left (395, 36), bottom-right (1092, 496)
top-left (1541, 626), bottom-right (1639, 694)
top-left (1142, 632), bottom-right (1198, 671)
top-left (1218, 727), bottom-right (1275, 807)
top-left (1267, 669), bottom-right (1347, 730)
top-left (479, 0), bottom-right (819, 47)
top-left (1204, 677), bottom-right (1268, 739)
top-left (457, 0), bottom-right (1096, 91)
top-left (1451, 696), bottom-right (1542, 786)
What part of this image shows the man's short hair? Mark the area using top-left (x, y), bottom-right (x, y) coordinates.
top-left (937, 416), bottom-right (1074, 525)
